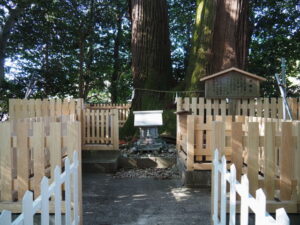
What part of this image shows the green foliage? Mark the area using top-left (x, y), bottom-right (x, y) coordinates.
top-left (248, 0), bottom-right (300, 97)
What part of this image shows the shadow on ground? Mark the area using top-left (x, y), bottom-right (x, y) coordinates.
top-left (83, 173), bottom-right (211, 225)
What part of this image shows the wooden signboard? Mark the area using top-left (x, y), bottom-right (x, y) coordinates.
top-left (200, 67), bottom-right (266, 99)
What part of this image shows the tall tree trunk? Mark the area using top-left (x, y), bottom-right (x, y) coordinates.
top-left (130, 0), bottom-right (173, 110)
top-left (186, 0), bottom-right (250, 91)
top-left (121, 0), bottom-right (173, 137)
top-left (0, 2), bottom-right (29, 84)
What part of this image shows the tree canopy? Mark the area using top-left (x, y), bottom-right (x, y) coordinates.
top-left (0, 0), bottom-right (299, 111)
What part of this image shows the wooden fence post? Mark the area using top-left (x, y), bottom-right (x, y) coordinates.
top-left (32, 122), bottom-right (45, 198)
top-left (0, 122), bottom-right (12, 201)
top-left (113, 109), bottom-right (119, 150)
top-left (186, 115), bottom-right (195, 171)
top-left (264, 122), bottom-right (276, 200)
top-left (231, 122), bottom-right (243, 181)
top-left (49, 122), bottom-right (62, 182)
top-left (247, 122), bottom-right (259, 196)
top-left (280, 122), bottom-right (294, 200)
top-left (211, 121), bottom-right (225, 156)
top-left (295, 122), bottom-right (300, 206)
top-left (17, 121), bottom-right (29, 199)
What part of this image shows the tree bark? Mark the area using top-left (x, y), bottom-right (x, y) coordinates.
top-left (130, 0), bottom-right (173, 110)
top-left (0, 2), bottom-right (30, 84)
top-left (186, 0), bottom-right (250, 91)
top-left (121, 0), bottom-right (173, 137)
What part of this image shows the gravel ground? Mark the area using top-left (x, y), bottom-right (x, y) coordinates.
top-left (113, 167), bottom-right (180, 179)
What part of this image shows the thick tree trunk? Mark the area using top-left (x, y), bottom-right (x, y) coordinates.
top-left (186, 0), bottom-right (250, 91)
top-left (130, 0), bottom-right (173, 110)
top-left (121, 0), bottom-right (173, 137)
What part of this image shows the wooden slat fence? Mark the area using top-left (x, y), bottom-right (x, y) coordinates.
top-left (177, 115), bottom-right (300, 212)
top-left (85, 103), bottom-right (130, 127)
top-left (176, 97), bottom-right (300, 119)
top-left (0, 118), bottom-right (82, 218)
top-left (9, 98), bottom-right (84, 121)
top-left (82, 109), bottom-right (119, 150)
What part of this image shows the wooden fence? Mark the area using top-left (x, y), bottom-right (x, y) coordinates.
top-left (0, 118), bottom-right (82, 220)
top-left (0, 151), bottom-right (80, 225)
top-left (85, 103), bottom-right (130, 127)
top-left (9, 98), bottom-right (84, 121)
top-left (212, 150), bottom-right (290, 225)
top-left (177, 115), bottom-right (300, 212)
top-left (82, 109), bottom-right (119, 150)
top-left (176, 97), bottom-right (300, 119)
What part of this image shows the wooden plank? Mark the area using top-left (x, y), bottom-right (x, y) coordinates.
top-left (198, 98), bottom-right (204, 116)
top-left (49, 99), bottom-right (55, 117)
top-left (28, 99), bottom-right (35, 117)
top-left (231, 122), bottom-right (243, 181)
top-left (91, 110), bottom-right (95, 143)
top-left (56, 98), bottom-right (62, 117)
top-left (187, 115), bottom-right (195, 171)
top-left (280, 122), bottom-right (294, 200)
top-left (270, 98), bottom-right (277, 118)
top-left (278, 98), bottom-right (283, 119)
top-left (256, 98), bottom-right (262, 117)
top-left (16, 121), bottom-right (29, 199)
top-left (32, 122), bottom-right (45, 198)
top-left (9, 99), bottom-right (15, 120)
top-left (0, 201), bottom-right (67, 213)
top-left (0, 123), bottom-right (12, 201)
top-left (264, 122), bottom-right (276, 200)
top-left (184, 97), bottom-right (190, 111)
top-left (96, 110), bottom-right (100, 143)
top-left (101, 110), bottom-right (104, 144)
top-left (112, 109), bottom-right (119, 150)
top-left (41, 100), bottom-right (48, 117)
top-left (206, 99), bottom-right (212, 116)
top-left (49, 122), bottom-right (61, 182)
top-left (106, 110), bottom-right (109, 144)
top-left (247, 122), bottom-right (259, 197)
top-left (295, 122), bottom-right (300, 203)
top-left (211, 121), bottom-right (225, 156)
top-left (176, 97), bottom-right (182, 112)
top-left (264, 98), bottom-right (270, 118)
top-left (191, 97), bottom-right (197, 115)
top-left (35, 99), bottom-right (42, 117)
top-left (86, 109), bottom-right (90, 144)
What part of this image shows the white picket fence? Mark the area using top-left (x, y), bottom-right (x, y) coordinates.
top-left (212, 149), bottom-right (290, 225)
top-left (0, 151), bottom-right (79, 225)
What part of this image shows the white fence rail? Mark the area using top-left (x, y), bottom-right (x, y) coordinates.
top-left (212, 149), bottom-right (290, 225)
top-left (0, 151), bottom-right (79, 225)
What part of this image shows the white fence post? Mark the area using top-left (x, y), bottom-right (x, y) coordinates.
top-left (0, 210), bottom-right (11, 224)
top-left (276, 208), bottom-right (290, 225)
top-left (255, 189), bottom-right (266, 225)
top-left (41, 177), bottom-right (50, 225)
top-left (220, 156), bottom-right (227, 224)
top-left (229, 164), bottom-right (236, 225)
top-left (73, 151), bottom-right (79, 225)
top-left (65, 157), bottom-right (71, 225)
top-left (240, 175), bottom-right (249, 225)
top-left (23, 191), bottom-right (34, 225)
top-left (212, 149), bottom-right (219, 224)
top-left (54, 166), bottom-right (62, 225)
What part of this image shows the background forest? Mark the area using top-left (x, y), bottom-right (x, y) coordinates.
top-left (0, 0), bottom-right (299, 117)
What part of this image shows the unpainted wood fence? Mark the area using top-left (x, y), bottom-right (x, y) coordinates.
top-left (212, 149), bottom-right (290, 225)
top-left (0, 152), bottom-right (80, 225)
top-left (176, 97), bottom-right (300, 119)
top-left (85, 103), bottom-right (130, 127)
top-left (9, 98), bottom-right (84, 121)
top-left (82, 109), bottom-right (119, 150)
top-left (0, 117), bottom-right (82, 220)
top-left (177, 115), bottom-right (300, 212)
